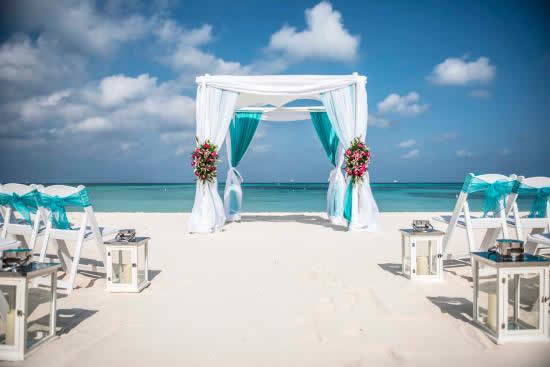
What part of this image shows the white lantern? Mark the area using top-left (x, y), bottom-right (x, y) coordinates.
top-left (0, 262), bottom-right (61, 361)
top-left (472, 251), bottom-right (550, 344)
top-left (105, 237), bottom-right (150, 293)
top-left (400, 229), bottom-right (444, 281)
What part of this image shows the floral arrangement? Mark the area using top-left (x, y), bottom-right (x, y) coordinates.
top-left (344, 137), bottom-right (371, 184)
top-left (191, 138), bottom-right (219, 183)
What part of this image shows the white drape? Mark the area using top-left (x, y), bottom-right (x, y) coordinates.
top-left (327, 145), bottom-right (347, 225)
top-left (188, 85), bottom-right (239, 233)
top-left (223, 131), bottom-right (243, 221)
top-left (320, 80), bottom-right (378, 231)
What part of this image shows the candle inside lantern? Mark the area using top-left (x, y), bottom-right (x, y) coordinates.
top-left (120, 264), bottom-right (132, 283)
top-left (487, 291), bottom-right (497, 331)
top-left (6, 309), bottom-right (15, 345)
top-left (416, 256), bottom-right (429, 275)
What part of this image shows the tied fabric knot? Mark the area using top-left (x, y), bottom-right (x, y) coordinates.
top-left (49, 195), bottom-right (71, 230)
top-left (482, 180), bottom-right (516, 217)
top-left (39, 189), bottom-right (91, 230)
top-left (461, 176), bottom-right (517, 217)
top-left (0, 190), bottom-right (39, 224)
top-left (527, 187), bottom-right (550, 218)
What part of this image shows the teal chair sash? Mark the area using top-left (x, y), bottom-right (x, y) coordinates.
top-left (0, 190), bottom-right (40, 224)
top-left (38, 189), bottom-right (91, 230)
top-left (461, 176), bottom-right (519, 217)
top-left (518, 185), bottom-right (550, 218)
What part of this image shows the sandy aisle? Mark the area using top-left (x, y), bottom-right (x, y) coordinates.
top-left (7, 212), bottom-right (550, 367)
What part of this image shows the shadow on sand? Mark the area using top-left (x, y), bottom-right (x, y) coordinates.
top-left (427, 296), bottom-right (474, 324)
top-left (29, 308), bottom-right (99, 336)
top-left (238, 214), bottom-right (347, 231)
top-left (377, 263), bottom-right (406, 278)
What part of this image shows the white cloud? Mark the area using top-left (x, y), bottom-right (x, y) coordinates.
top-left (267, 1), bottom-right (359, 62)
top-left (67, 117), bottom-right (112, 133)
top-left (377, 92), bottom-right (429, 116)
top-left (251, 144), bottom-right (272, 153)
top-left (401, 149), bottom-right (420, 159)
top-left (175, 145), bottom-right (186, 156)
top-left (368, 114), bottom-right (391, 128)
top-left (0, 36), bottom-right (87, 98)
top-left (7, 0), bottom-right (150, 56)
top-left (456, 149), bottom-right (474, 157)
top-left (160, 131), bottom-right (193, 144)
top-left (470, 89), bottom-right (491, 99)
top-left (428, 57), bottom-right (496, 85)
top-left (154, 20), bottom-right (212, 46)
top-left (12, 73), bottom-right (196, 141)
top-left (398, 139), bottom-right (416, 148)
top-left (120, 142), bottom-right (136, 152)
top-left (434, 132), bottom-right (460, 142)
top-left (98, 74), bottom-right (157, 106)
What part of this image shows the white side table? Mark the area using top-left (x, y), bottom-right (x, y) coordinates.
top-left (400, 229), bottom-right (444, 281)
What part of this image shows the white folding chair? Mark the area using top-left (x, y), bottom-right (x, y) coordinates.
top-left (37, 185), bottom-right (117, 294)
top-left (526, 233), bottom-right (550, 256)
top-left (508, 177), bottom-right (550, 241)
top-left (0, 183), bottom-right (45, 251)
top-left (434, 173), bottom-right (523, 259)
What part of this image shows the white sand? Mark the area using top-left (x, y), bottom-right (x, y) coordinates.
top-left (8, 212), bottom-right (550, 367)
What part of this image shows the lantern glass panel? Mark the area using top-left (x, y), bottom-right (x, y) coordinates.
top-left (506, 273), bottom-right (540, 331)
top-left (26, 279), bottom-right (52, 349)
top-left (0, 285), bottom-right (17, 346)
top-left (476, 266), bottom-right (498, 332)
top-left (137, 244), bottom-right (146, 285)
top-left (111, 249), bottom-right (133, 284)
top-left (403, 239), bottom-right (411, 275)
top-left (415, 241), bottom-right (437, 276)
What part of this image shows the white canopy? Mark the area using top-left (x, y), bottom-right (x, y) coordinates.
top-left (189, 73), bottom-right (378, 233)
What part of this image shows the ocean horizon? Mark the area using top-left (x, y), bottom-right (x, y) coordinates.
top-left (53, 182), bottom-right (538, 213)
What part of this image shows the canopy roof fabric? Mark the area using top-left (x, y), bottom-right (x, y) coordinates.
top-left (195, 74), bottom-right (367, 96)
top-left (196, 74), bottom-right (367, 110)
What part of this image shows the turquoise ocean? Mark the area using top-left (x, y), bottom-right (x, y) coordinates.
top-left (79, 183), bottom-right (537, 213)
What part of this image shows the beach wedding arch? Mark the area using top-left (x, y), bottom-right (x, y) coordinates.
top-left (188, 74), bottom-right (378, 233)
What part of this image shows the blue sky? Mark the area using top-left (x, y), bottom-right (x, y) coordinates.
top-left (0, 0), bottom-right (548, 183)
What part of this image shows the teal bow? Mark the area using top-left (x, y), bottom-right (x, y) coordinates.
top-left (0, 190), bottom-right (40, 224)
top-left (519, 184), bottom-right (550, 218)
top-left (38, 189), bottom-right (91, 229)
top-left (461, 176), bottom-right (519, 217)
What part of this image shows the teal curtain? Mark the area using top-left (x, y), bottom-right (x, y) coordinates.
top-left (310, 112), bottom-right (340, 166)
top-left (519, 184), bottom-right (550, 218)
top-left (229, 112), bottom-right (262, 167)
top-left (343, 181), bottom-right (353, 222)
top-left (38, 189), bottom-right (91, 229)
top-left (310, 112), bottom-right (346, 223)
top-left (461, 175), bottom-right (520, 217)
top-left (0, 190), bottom-right (40, 224)
top-left (224, 112), bottom-right (262, 219)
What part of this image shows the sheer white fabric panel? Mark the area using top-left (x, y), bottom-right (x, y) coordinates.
top-left (327, 145), bottom-right (347, 225)
top-left (223, 132), bottom-right (244, 221)
top-left (321, 81), bottom-right (378, 232)
top-left (188, 85), bottom-right (239, 233)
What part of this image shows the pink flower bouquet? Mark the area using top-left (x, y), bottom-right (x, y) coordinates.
top-left (191, 138), bottom-right (219, 183)
top-left (344, 137), bottom-right (371, 184)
